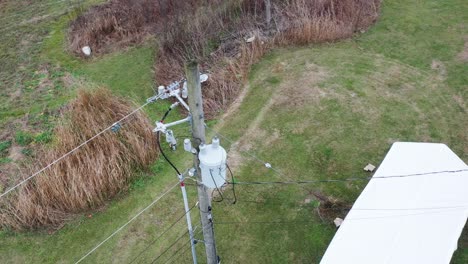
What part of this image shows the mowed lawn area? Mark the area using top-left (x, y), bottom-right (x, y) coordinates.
top-left (0, 0), bottom-right (467, 263)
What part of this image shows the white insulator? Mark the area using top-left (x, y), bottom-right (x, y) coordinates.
top-left (184, 138), bottom-right (192, 152)
top-left (200, 74), bottom-right (209, 83)
top-left (188, 168), bottom-right (196, 177)
top-left (182, 82), bottom-right (188, 98)
top-left (212, 137), bottom-right (220, 148)
top-left (166, 130), bottom-right (177, 146)
top-left (199, 143), bottom-right (207, 154)
top-left (158, 86), bottom-right (167, 98)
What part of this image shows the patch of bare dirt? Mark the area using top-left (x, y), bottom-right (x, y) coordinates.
top-left (272, 61), bottom-right (289, 74)
top-left (274, 62), bottom-right (330, 108)
top-left (226, 142), bottom-right (244, 171)
top-left (217, 84), bottom-right (252, 128)
top-left (8, 145), bottom-right (24, 162)
top-left (19, 14), bottom-right (52, 26)
top-left (36, 66), bottom-right (53, 92)
top-left (456, 37), bottom-right (468, 62)
top-left (9, 88), bottom-right (22, 100)
top-left (453, 94), bottom-right (467, 112)
top-left (431, 59), bottom-right (447, 78)
top-left (61, 72), bottom-right (85, 89)
top-left (224, 63), bottom-right (330, 171)
top-left (226, 96), bottom-right (277, 170)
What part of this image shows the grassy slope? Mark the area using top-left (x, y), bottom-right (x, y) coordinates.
top-left (207, 1), bottom-right (467, 263)
top-left (0, 0), bottom-right (467, 263)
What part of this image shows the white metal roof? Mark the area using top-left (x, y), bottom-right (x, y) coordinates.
top-left (320, 142), bottom-right (468, 264)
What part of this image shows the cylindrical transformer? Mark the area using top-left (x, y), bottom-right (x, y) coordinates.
top-left (198, 138), bottom-right (227, 189)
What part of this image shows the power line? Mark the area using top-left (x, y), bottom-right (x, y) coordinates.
top-left (161, 230), bottom-right (200, 264)
top-left (0, 97), bottom-right (159, 199)
top-left (128, 203), bottom-right (198, 264)
top-left (372, 169), bottom-right (468, 179)
top-left (156, 106), bottom-right (182, 175)
top-left (226, 163), bottom-right (237, 204)
top-left (164, 241), bottom-right (193, 264)
top-left (345, 207), bottom-right (468, 221)
top-left (352, 205), bottom-right (468, 211)
top-left (226, 197), bottom-right (468, 212)
top-left (215, 206), bottom-right (468, 225)
top-left (226, 169), bottom-right (468, 186)
top-left (149, 229), bottom-right (192, 264)
top-left (205, 124), bottom-right (284, 176)
top-left (75, 181), bottom-right (179, 264)
top-left (215, 220), bottom-right (316, 225)
top-left (204, 127), bottom-right (468, 215)
top-left (159, 222), bottom-right (208, 264)
top-left (205, 125), bottom-right (468, 182)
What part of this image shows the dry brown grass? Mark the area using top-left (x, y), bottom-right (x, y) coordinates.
top-left (153, 0), bottom-right (380, 115)
top-left (68, 0), bottom-right (216, 55)
top-left (0, 88), bottom-right (157, 230)
top-left (9, 0), bottom-right (379, 230)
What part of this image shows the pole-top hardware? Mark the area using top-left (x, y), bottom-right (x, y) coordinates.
top-left (188, 168), bottom-right (197, 177)
top-left (111, 122), bottom-right (121, 133)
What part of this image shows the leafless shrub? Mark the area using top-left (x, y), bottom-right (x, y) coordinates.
top-left (0, 88), bottom-right (158, 230)
top-left (153, 0), bottom-right (380, 116)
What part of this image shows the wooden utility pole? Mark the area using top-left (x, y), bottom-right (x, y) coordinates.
top-left (186, 62), bottom-right (219, 264)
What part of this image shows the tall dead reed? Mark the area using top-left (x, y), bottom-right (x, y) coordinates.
top-left (0, 88), bottom-right (157, 230)
top-left (153, 0), bottom-right (380, 115)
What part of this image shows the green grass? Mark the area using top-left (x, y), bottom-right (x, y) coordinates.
top-left (0, 0), bottom-right (106, 125)
top-left (14, 131), bottom-right (34, 147)
top-left (0, 0), bottom-right (164, 165)
top-left (205, 1), bottom-right (467, 262)
top-left (0, 141), bottom-right (12, 156)
top-left (0, 0), bottom-right (467, 263)
top-left (210, 43), bottom-right (466, 262)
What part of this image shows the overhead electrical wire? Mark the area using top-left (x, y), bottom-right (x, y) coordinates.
top-left (157, 221), bottom-right (211, 264)
top-left (75, 181), bottom-right (179, 264)
top-left (215, 220), bottom-right (317, 225)
top-left (0, 95), bottom-right (161, 199)
top-left (226, 168), bottom-right (468, 186)
top-left (128, 203), bottom-right (198, 264)
top-left (157, 131), bottom-right (182, 175)
top-left (220, 195), bottom-right (468, 212)
top-left (163, 241), bottom-right (194, 264)
top-left (204, 124), bottom-right (284, 176)
top-left (210, 169), bottom-right (225, 203)
top-left (205, 124), bottom-right (468, 182)
top-left (149, 229), bottom-right (192, 264)
top-left (343, 207), bottom-right (468, 221)
top-left (160, 227), bottom-right (202, 264)
top-left (226, 163), bottom-right (237, 204)
top-left (213, 206), bottom-right (468, 225)
top-left (156, 105), bottom-right (182, 175)
top-left (161, 240), bottom-right (193, 264)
